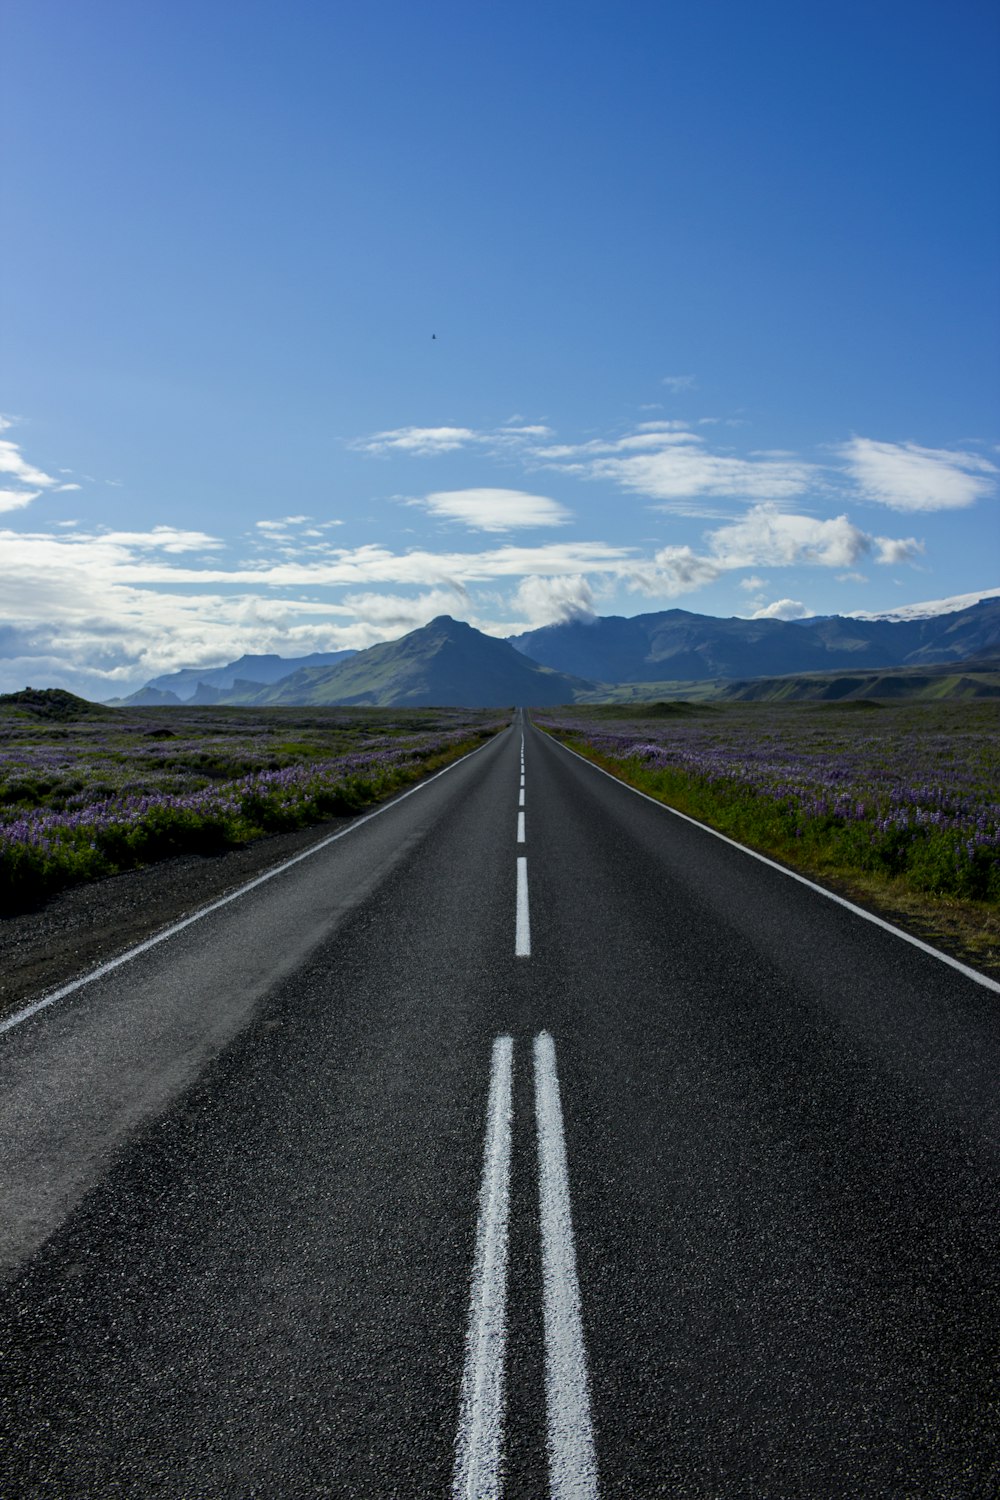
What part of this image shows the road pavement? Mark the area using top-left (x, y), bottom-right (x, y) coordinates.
top-left (1, 710), bottom-right (997, 1497)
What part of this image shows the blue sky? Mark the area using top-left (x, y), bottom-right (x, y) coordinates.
top-left (2, 0), bottom-right (998, 696)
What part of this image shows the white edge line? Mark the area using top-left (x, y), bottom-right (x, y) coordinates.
top-left (533, 1030), bottom-right (598, 1499)
top-left (544, 730), bottom-right (1000, 996)
top-left (1, 728), bottom-right (509, 1037)
top-left (453, 1034), bottom-right (514, 1500)
top-left (516, 855), bottom-right (531, 957)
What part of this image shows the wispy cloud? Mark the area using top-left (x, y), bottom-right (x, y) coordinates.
top-left (841, 437), bottom-right (996, 512)
top-left (254, 515), bottom-right (313, 532)
top-left (355, 425), bottom-right (484, 456)
top-left (0, 436), bottom-right (61, 503)
top-left (531, 421), bottom-right (817, 511)
top-left (353, 413), bottom-right (824, 517)
top-left (339, 586), bottom-right (472, 630)
top-left (603, 444), bottom-right (815, 507)
top-left (96, 527), bottom-right (224, 553)
top-left (661, 374), bottom-right (697, 392)
top-left (354, 421), bottom-right (553, 458)
top-left (0, 426), bottom-right (88, 517)
top-left (419, 487), bottom-right (572, 532)
top-left (0, 487), bottom-right (41, 514)
top-left (354, 416), bottom-right (998, 531)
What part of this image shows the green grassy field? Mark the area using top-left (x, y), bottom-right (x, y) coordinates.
top-left (0, 693), bottom-right (507, 909)
top-left (536, 698), bottom-right (1000, 973)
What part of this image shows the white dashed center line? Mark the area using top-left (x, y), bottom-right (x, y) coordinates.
top-left (516, 857), bottom-right (531, 957)
top-left (516, 739), bottom-right (529, 951)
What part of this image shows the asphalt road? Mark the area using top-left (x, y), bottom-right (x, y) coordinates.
top-left (1, 710), bottom-right (997, 1498)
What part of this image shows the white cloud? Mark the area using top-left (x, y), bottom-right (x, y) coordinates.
top-left (751, 598), bottom-right (812, 620)
top-left (0, 439), bottom-right (59, 490)
top-left (355, 420), bottom-right (556, 459)
top-left (842, 437), bottom-right (996, 512)
top-left (356, 425), bottom-right (483, 456)
top-left (420, 487), bottom-right (572, 532)
top-left (599, 442), bottom-right (814, 505)
top-left (706, 505), bottom-right (872, 569)
top-left (353, 415), bottom-right (825, 520)
top-left (647, 545), bottom-right (723, 592)
top-left (873, 534), bottom-right (924, 565)
top-left (0, 487), bottom-right (41, 513)
top-left (533, 423), bottom-right (816, 509)
top-left (0, 527), bottom-right (637, 595)
top-left (95, 526), bottom-right (224, 553)
top-left (339, 586), bottom-right (472, 630)
top-left (514, 574), bottom-right (595, 626)
top-left (738, 574), bottom-right (769, 592)
top-left (0, 434), bottom-right (62, 517)
top-left (661, 375), bottom-right (697, 392)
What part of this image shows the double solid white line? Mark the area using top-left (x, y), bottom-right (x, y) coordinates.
top-left (454, 1034), bottom-right (598, 1499)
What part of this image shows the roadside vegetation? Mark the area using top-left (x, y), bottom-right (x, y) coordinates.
top-left (536, 699), bottom-right (1000, 971)
top-left (0, 693), bottom-right (507, 909)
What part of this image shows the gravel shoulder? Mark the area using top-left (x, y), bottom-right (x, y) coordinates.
top-left (0, 814), bottom-right (358, 1024)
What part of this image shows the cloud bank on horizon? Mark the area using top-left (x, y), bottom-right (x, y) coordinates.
top-left (0, 412), bottom-right (995, 697)
top-left (2, 2), bottom-right (997, 697)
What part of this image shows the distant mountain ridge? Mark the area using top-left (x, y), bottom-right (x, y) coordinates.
top-left (508, 597), bottom-right (1000, 683)
top-left (109, 650), bottom-right (356, 706)
top-left (104, 596), bottom-right (1000, 707)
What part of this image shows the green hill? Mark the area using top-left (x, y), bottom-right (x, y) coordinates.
top-left (247, 616), bottom-right (594, 707)
top-left (716, 660), bottom-right (1000, 703)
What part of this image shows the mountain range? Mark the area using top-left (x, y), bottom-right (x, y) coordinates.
top-left (126, 650), bottom-right (357, 705)
top-left (107, 597), bottom-right (1000, 708)
top-left (509, 597), bottom-right (1000, 682)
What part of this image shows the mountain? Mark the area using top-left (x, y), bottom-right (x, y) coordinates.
top-left (111, 686), bottom-right (185, 708)
top-left (112, 650), bottom-right (357, 705)
top-left (248, 616), bottom-right (593, 707)
top-left (509, 597), bottom-right (1000, 682)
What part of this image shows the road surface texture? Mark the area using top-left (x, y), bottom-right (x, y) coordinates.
top-left (1, 711), bottom-right (997, 1497)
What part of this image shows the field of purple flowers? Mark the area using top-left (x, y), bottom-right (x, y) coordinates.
top-left (0, 698), bottom-right (506, 908)
top-left (537, 701), bottom-right (1000, 904)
